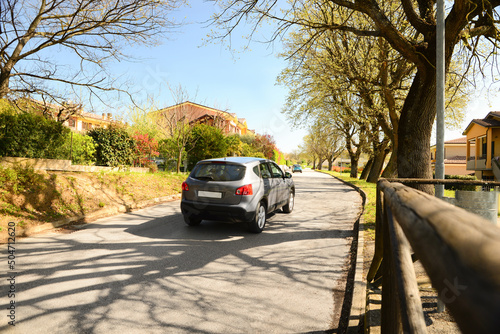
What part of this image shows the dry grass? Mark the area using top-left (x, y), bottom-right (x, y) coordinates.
top-left (0, 166), bottom-right (186, 239)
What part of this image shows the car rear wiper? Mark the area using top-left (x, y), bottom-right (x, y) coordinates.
top-left (195, 176), bottom-right (213, 181)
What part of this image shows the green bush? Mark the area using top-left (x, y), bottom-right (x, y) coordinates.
top-left (0, 112), bottom-right (70, 159)
top-left (444, 174), bottom-right (477, 191)
top-left (88, 126), bottom-right (135, 167)
top-left (186, 124), bottom-right (229, 169)
top-left (59, 133), bottom-right (96, 165)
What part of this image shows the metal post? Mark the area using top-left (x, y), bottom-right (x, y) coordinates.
top-left (435, 0), bottom-right (445, 198)
top-left (435, 0), bottom-right (446, 313)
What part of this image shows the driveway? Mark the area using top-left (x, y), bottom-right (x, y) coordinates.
top-left (1, 169), bottom-right (362, 333)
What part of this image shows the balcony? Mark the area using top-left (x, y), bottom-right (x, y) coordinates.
top-left (477, 158), bottom-right (488, 170)
top-left (467, 157), bottom-right (475, 170)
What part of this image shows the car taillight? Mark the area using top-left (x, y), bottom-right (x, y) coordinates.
top-left (182, 182), bottom-right (189, 191)
top-left (235, 184), bottom-right (253, 195)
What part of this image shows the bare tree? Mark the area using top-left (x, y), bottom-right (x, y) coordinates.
top-left (0, 0), bottom-right (184, 120)
top-left (155, 85), bottom-right (199, 173)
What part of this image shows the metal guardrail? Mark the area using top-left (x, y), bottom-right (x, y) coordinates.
top-left (367, 179), bottom-right (500, 333)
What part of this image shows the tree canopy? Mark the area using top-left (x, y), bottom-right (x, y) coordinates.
top-left (209, 0), bottom-right (499, 191)
top-left (0, 0), bottom-right (185, 116)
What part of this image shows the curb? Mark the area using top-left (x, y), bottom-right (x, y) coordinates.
top-left (316, 171), bottom-right (367, 333)
top-left (22, 193), bottom-right (182, 237)
top-left (347, 219), bottom-right (366, 333)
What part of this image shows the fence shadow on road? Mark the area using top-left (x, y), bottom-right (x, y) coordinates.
top-left (2, 174), bottom-right (363, 334)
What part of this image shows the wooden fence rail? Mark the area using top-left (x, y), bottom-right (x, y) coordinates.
top-left (367, 179), bottom-right (500, 333)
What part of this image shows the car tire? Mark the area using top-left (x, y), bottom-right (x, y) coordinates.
top-left (282, 191), bottom-right (294, 213)
top-left (247, 201), bottom-right (266, 233)
top-left (183, 215), bottom-right (202, 226)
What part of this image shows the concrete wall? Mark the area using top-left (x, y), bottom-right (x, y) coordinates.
top-left (445, 164), bottom-right (468, 176)
top-left (0, 157), bottom-right (149, 173)
top-left (444, 190), bottom-right (498, 224)
top-left (445, 146), bottom-right (465, 158)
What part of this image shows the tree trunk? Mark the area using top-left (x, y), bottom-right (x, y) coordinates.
top-left (176, 149), bottom-right (182, 173)
top-left (317, 159), bottom-right (324, 170)
top-left (381, 149), bottom-right (397, 178)
top-left (0, 70), bottom-right (10, 98)
top-left (367, 139), bottom-right (390, 183)
top-left (397, 70), bottom-right (436, 194)
top-left (350, 158), bottom-right (358, 178)
top-left (360, 158), bottom-right (373, 180)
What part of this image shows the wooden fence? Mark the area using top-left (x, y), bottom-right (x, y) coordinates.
top-left (367, 179), bottom-right (500, 333)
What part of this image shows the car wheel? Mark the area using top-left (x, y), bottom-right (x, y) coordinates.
top-left (247, 201), bottom-right (266, 233)
top-left (183, 215), bottom-right (202, 226)
top-left (282, 191), bottom-right (294, 213)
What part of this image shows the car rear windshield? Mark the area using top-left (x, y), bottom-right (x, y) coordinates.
top-left (191, 163), bottom-right (246, 181)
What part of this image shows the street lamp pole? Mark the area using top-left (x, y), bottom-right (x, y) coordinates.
top-left (436, 0), bottom-right (446, 313)
top-left (435, 0), bottom-right (445, 198)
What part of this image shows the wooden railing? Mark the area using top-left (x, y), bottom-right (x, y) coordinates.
top-left (367, 179), bottom-right (500, 333)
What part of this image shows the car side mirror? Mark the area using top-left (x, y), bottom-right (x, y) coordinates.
top-left (284, 172), bottom-right (292, 178)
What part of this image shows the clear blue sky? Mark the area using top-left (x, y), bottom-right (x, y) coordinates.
top-left (52, 2), bottom-right (500, 151)
top-left (107, 3), bottom-right (307, 153)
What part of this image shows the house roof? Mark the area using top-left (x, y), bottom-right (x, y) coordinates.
top-left (444, 156), bottom-right (467, 164)
top-left (156, 101), bottom-right (249, 128)
top-left (463, 112), bottom-right (500, 134)
top-left (430, 136), bottom-right (467, 149)
top-left (445, 137), bottom-right (467, 144)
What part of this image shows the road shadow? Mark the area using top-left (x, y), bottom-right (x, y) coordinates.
top-left (1, 175), bottom-right (362, 333)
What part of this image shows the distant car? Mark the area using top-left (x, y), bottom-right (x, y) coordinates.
top-left (292, 165), bottom-right (302, 173)
top-left (181, 157), bottom-right (295, 233)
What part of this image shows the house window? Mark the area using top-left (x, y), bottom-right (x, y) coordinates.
top-left (82, 122), bottom-right (91, 130)
top-left (68, 118), bottom-right (76, 127)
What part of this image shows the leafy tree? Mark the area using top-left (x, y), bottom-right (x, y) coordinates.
top-left (0, 0), bottom-right (185, 116)
top-left (252, 134), bottom-right (276, 159)
top-left (273, 149), bottom-right (287, 165)
top-left (210, 0), bottom-right (493, 192)
top-left (226, 134), bottom-right (242, 156)
top-left (87, 126), bottom-right (135, 167)
top-left (278, 10), bottom-right (469, 181)
top-left (186, 123), bottom-right (228, 169)
top-left (0, 112), bottom-right (69, 158)
top-left (126, 104), bottom-right (163, 141)
top-left (132, 132), bottom-right (159, 167)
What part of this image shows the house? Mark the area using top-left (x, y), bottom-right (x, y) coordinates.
top-left (155, 101), bottom-right (253, 136)
top-left (430, 137), bottom-right (470, 176)
top-left (463, 112), bottom-right (500, 181)
top-left (17, 98), bottom-right (117, 132)
top-left (65, 112), bottom-right (116, 133)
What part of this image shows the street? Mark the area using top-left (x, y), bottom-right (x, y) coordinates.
top-left (1, 170), bottom-right (362, 333)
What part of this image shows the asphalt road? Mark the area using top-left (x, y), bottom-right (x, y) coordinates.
top-left (1, 169), bottom-right (362, 334)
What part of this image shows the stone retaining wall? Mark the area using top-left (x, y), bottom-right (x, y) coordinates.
top-left (0, 157), bottom-right (149, 173)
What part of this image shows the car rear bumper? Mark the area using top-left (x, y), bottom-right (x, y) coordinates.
top-left (181, 200), bottom-right (256, 223)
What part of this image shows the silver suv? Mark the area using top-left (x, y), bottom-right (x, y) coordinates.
top-left (181, 157), bottom-right (295, 233)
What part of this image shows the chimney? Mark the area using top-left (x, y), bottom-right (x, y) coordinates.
top-left (107, 113), bottom-right (112, 120)
top-left (102, 113), bottom-right (106, 119)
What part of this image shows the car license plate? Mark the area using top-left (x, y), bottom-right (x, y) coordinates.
top-left (198, 191), bottom-right (222, 199)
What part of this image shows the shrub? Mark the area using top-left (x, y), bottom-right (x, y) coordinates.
top-left (88, 126), bottom-right (135, 167)
top-left (132, 132), bottom-right (159, 167)
top-left (0, 112), bottom-right (70, 159)
top-left (444, 174), bottom-right (477, 191)
top-left (64, 133), bottom-right (96, 165)
top-left (186, 124), bottom-right (228, 169)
